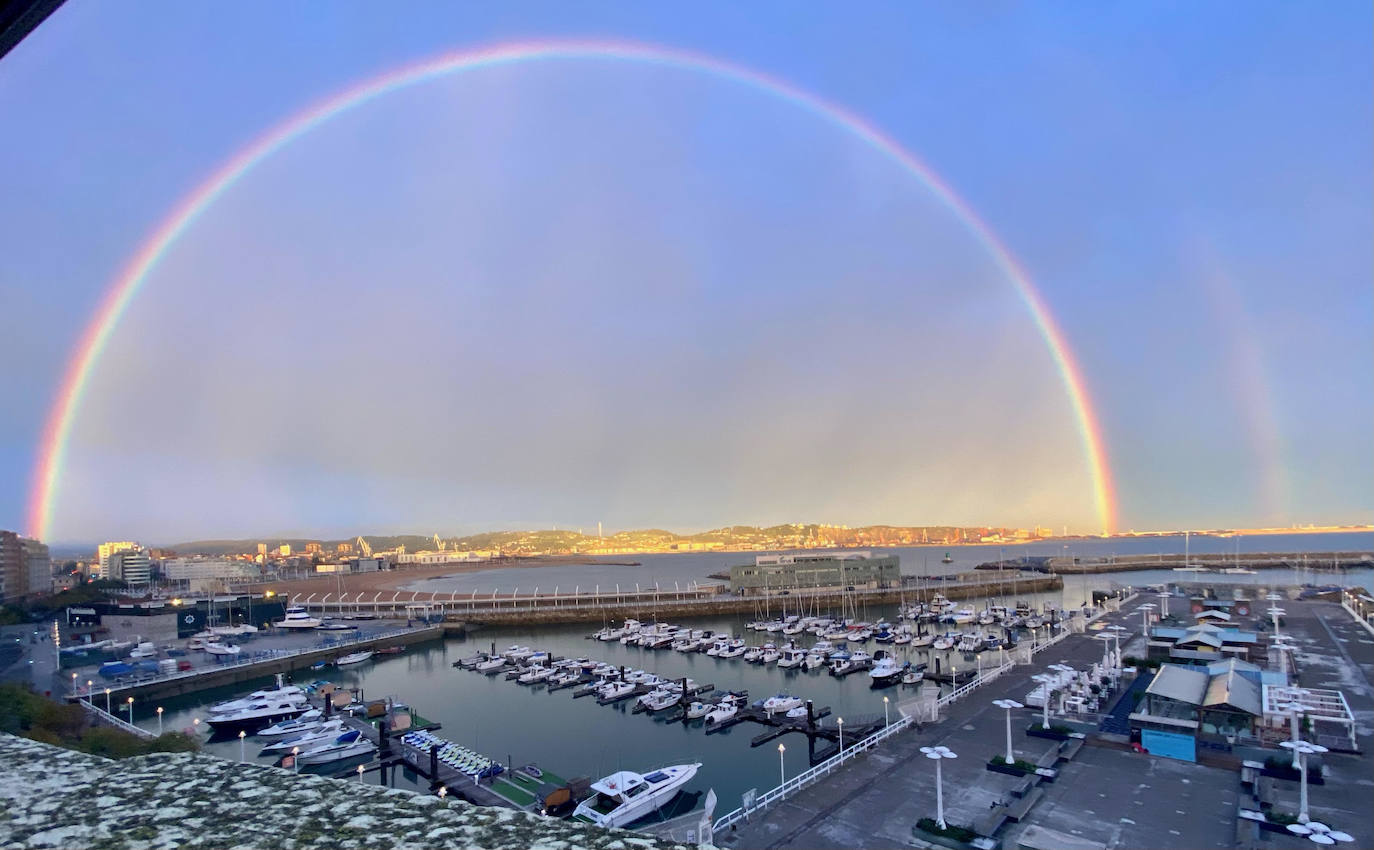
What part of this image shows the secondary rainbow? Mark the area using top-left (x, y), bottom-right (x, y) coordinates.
top-left (26, 39), bottom-right (1117, 540)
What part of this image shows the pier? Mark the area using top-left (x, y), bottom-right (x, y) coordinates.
top-left (286, 574), bottom-right (1064, 626)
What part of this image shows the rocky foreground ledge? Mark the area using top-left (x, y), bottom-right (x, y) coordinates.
top-left (0, 735), bottom-right (694, 850)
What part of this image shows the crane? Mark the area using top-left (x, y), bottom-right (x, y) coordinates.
top-left (355, 536), bottom-right (372, 557)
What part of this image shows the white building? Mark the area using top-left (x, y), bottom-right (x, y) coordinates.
top-left (108, 550), bottom-right (151, 585)
top-left (162, 558), bottom-right (256, 582)
top-left (97, 541), bottom-right (139, 578)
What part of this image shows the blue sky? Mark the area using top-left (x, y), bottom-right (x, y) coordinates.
top-left (1, 2), bottom-right (1370, 543)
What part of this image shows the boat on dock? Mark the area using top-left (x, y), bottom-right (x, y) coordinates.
top-left (261, 719), bottom-right (347, 753)
top-left (573, 764), bottom-right (701, 828)
top-left (868, 655), bottom-right (903, 688)
top-left (255, 710), bottom-right (324, 738)
top-left (274, 606), bottom-right (323, 630)
top-left (293, 729), bottom-right (377, 765)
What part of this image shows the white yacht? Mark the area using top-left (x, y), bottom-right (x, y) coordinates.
top-left (274, 606), bottom-right (322, 630)
top-left (335, 650), bottom-right (374, 667)
top-left (573, 764), bottom-right (701, 828)
top-left (207, 694), bottom-right (310, 730)
top-left (255, 710), bottom-right (324, 738)
top-left (203, 642), bottom-right (241, 657)
top-left (705, 701), bottom-right (738, 726)
top-left (868, 655), bottom-right (903, 688)
top-left (776, 647), bottom-right (807, 669)
top-left (762, 694), bottom-right (804, 715)
top-left (293, 729), bottom-right (377, 765)
top-left (261, 719), bottom-right (347, 752)
top-left (208, 676), bottom-right (305, 714)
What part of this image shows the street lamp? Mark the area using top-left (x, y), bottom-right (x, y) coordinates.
top-left (1032, 674), bottom-right (1058, 729)
top-left (292, 746), bottom-right (300, 773)
top-left (104, 687), bottom-right (111, 714)
top-left (86, 680), bottom-right (92, 700)
top-left (239, 729), bottom-right (247, 762)
top-left (192, 718), bottom-right (200, 734)
top-left (883, 695), bottom-right (890, 727)
top-left (778, 743), bottom-right (786, 786)
top-left (156, 707), bottom-right (164, 736)
top-left (437, 786), bottom-right (447, 799)
top-left (126, 696), bottom-right (134, 724)
top-left (1138, 603), bottom-right (1156, 635)
top-left (357, 764), bottom-right (366, 783)
top-left (1278, 691), bottom-right (1311, 768)
top-left (1279, 740), bottom-right (1328, 824)
top-left (992, 699), bottom-right (1023, 764)
top-left (837, 717), bottom-right (844, 761)
top-left (921, 746), bottom-right (958, 830)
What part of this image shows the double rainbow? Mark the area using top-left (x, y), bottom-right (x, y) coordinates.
top-left (26, 40), bottom-right (1117, 540)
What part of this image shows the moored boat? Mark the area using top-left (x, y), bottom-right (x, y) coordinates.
top-left (572, 763), bottom-right (701, 828)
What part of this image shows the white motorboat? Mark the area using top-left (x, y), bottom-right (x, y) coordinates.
top-left (203, 642), bottom-right (241, 657)
top-left (784, 706), bottom-right (809, 719)
top-left (901, 668), bottom-right (924, 685)
top-left (719, 644), bottom-right (746, 659)
top-left (294, 729), bottom-right (377, 765)
top-left (956, 633), bottom-right (982, 653)
top-left (685, 701), bottom-right (712, 720)
top-left (519, 666), bottom-right (554, 684)
top-left (208, 676), bottom-right (305, 714)
top-left (705, 701), bottom-right (738, 726)
top-left (910, 633), bottom-right (934, 647)
top-left (868, 655), bottom-right (903, 688)
top-left (761, 646), bottom-right (781, 664)
top-left (128, 641), bottom-right (157, 659)
top-left (573, 763), bottom-right (701, 828)
top-left (802, 652), bottom-right (827, 670)
top-left (335, 650), bottom-right (374, 666)
top-left (274, 606), bottom-right (323, 630)
top-left (762, 694), bottom-right (804, 715)
top-left (255, 710), bottom-right (324, 738)
top-left (742, 646), bottom-right (764, 663)
top-left (503, 646), bottom-right (535, 662)
top-left (207, 695), bottom-right (310, 730)
top-left (261, 719), bottom-right (347, 752)
top-left (639, 690), bottom-right (681, 712)
top-left (932, 634), bottom-right (955, 651)
top-left (776, 647), bottom-right (807, 669)
top-left (598, 681), bottom-right (637, 702)
top-left (477, 656), bottom-right (507, 673)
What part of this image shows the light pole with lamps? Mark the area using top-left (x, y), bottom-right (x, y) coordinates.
top-left (1032, 675), bottom-right (1056, 729)
top-left (86, 680), bottom-right (92, 700)
top-left (357, 764), bottom-right (366, 783)
top-left (126, 696), bottom-right (134, 725)
top-left (837, 718), bottom-right (844, 761)
top-left (1138, 603), bottom-right (1156, 636)
top-left (778, 743), bottom-right (786, 785)
top-left (1279, 740), bottom-right (1328, 823)
top-left (921, 746), bottom-right (957, 830)
top-left (992, 699), bottom-right (1023, 764)
top-left (104, 687), bottom-right (111, 714)
top-left (883, 695), bottom-right (890, 727)
top-left (239, 730), bottom-right (246, 762)
top-left (1278, 691), bottom-right (1310, 768)
top-left (156, 707), bottom-right (163, 736)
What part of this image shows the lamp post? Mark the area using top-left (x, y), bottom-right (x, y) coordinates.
top-left (883, 695), bottom-right (890, 727)
top-left (837, 717), bottom-right (844, 761)
top-left (992, 699), bottom-right (1023, 764)
top-left (1278, 691), bottom-right (1310, 768)
top-left (126, 696), bottom-right (134, 725)
top-left (357, 764), bottom-right (365, 783)
top-left (437, 786), bottom-right (447, 799)
top-left (156, 707), bottom-right (163, 736)
top-left (1156, 592), bottom-right (1170, 619)
top-left (71, 672), bottom-right (77, 695)
top-left (921, 746), bottom-right (958, 830)
top-left (239, 729), bottom-right (246, 762)
top-left (86, 680), bottom-right (92, 700)
top-left (192, 718), bottom-right (200, 736)
top-left (104, 687), bottom-right (111, 714)
top-left (1279, 740), bottom-right (1328, 823)
top-left (778, 743), bottom-right (786, 786)
top-left (1033, 675), bottom-right (1055, 730)
top-left (1138, 603), bottom-right (1156, 636)
top-left (292, 746), bottom-right (300, 773)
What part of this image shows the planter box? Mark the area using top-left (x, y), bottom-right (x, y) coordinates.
top-left (986, 760), bottom-right (1033, 778)
top-left (1025, 726), bottom-right (1071, 741)
top-left (1260, 766), bottom-right (1325, 785)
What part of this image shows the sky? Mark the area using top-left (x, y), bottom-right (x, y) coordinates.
top-left (0, 2), bottom-right (1370, 544)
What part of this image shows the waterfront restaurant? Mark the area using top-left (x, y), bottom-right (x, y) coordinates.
top-left (1260, 684), bottom-right (1358, 752)
top-left (1146, 621), bottom-right (1262, 664)
top-left (1129, 661), bottom-right (1264, 760)
top-left (728, 551), bottom-right (900, 596)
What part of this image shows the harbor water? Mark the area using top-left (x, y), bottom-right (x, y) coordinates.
top-left (151, 531), bottom-right (1371, 822)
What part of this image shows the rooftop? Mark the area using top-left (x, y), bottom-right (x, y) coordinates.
top-left (0, 734), bottom-right (687, 850)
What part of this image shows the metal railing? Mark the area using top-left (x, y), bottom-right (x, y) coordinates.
top-left (79, 699), bottom-right (155, 739)
top-left (1340, 600), bottom-right (1374, 637)
top-left (712, 713), bottom-right (913, 832)
top-left (70, 625), bottom-right (434, 699)
top-left (937, 656), bottom-right (1017, 709)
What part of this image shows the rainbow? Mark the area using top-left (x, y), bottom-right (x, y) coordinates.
top-left (26, 39), bottom-right (1117, 540)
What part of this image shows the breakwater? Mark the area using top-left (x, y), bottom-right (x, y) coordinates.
top-left (432, 575), bottom-right (1062, 627)
top-left (1046, 551), bottom-right (1371, 574)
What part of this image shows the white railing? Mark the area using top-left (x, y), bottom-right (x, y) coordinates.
top-left (938, 656), bottom-right (1016, 709)
top-left (1341, 600), bottom-right (1374, 637)
top-left (70, 625), bottom-right (435, 699)
top-left (712, 713), bottom-right (913, 832)
top-left (79, 699), bottom-right (155, 739)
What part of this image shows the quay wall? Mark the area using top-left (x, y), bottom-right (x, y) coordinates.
top-left (455, 576), bottom-right (1062, 627)
top-left (1047, 551), bottom-right (1371, 574)
top-left (70, 627), bottom-right (444, 704)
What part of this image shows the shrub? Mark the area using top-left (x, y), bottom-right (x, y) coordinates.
top-left (0, 682), bottom-right (197, 759)
top-left (916, 817), bottom-right (978, 843)
top-left (990, 754), bottom-right (1038, 772)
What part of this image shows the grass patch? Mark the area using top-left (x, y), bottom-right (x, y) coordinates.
top-left (491, 778), bottom-right (536, 807)
top-left (990, 754), bottom-right (1038, 772)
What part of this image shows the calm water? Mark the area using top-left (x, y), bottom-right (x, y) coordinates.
top-left (152, 531), bottom-right (1372, 818)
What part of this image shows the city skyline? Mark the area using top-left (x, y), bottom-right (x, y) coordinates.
top-left (1, 3), bottom-right (1370, 544)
